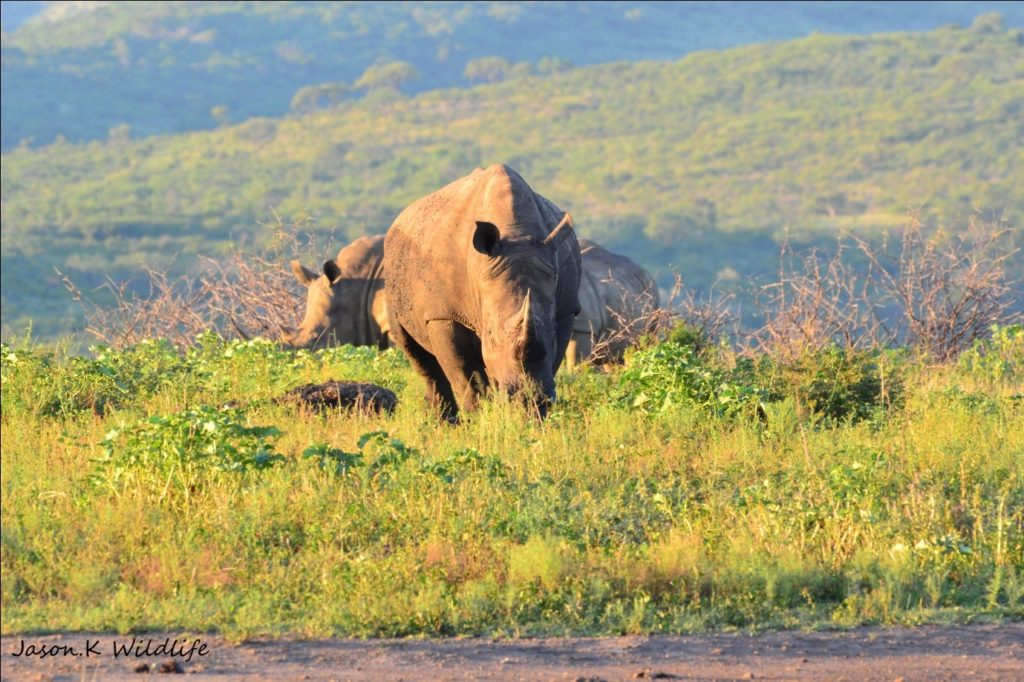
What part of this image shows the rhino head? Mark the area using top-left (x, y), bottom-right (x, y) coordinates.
top-left (470, 212), bottom-right (576, 416)
top-left (282, 258), bottom-right (388, 350)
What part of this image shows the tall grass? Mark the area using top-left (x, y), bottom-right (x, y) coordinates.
top-left (1, 329), bottom-right (1021, 638)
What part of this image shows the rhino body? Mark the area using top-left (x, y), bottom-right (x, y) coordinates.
top-left (568, 239), bottom-right (660, 367)
top-left (285, 238), bottom-right (659, 367)
top-left (384, 164), bottom-right (582, 421)
top-left (284, 235), bottom-right (389, 350)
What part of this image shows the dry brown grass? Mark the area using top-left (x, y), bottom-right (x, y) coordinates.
top-left (59, 218), bottom-right (331, 349)
top-left (749, 216), bottom-right (1018, 362)
top-left (588, 274), bottom-right (737, 360)
top-left (62, 215), bottom-right (1017, 363)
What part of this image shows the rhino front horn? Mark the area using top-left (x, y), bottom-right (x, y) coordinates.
top-left (542, 212), bottom-right (574, 249)
top-left (517, 290), bottom-right (532, 348)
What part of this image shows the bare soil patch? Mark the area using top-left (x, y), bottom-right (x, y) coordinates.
top-left (2, 623), bottom-right (1020, 681)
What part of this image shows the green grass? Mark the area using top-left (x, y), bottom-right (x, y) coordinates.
top-left (2, 330), bottom-right (1022, 638)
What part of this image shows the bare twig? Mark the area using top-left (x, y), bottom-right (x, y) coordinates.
top-left (61, 215), bottom-right (330, 349)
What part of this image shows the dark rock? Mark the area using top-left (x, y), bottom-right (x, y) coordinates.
top-left (279, 380), bottom-right (397, 415)
top-left (158, 659), bottom-right (184, 674)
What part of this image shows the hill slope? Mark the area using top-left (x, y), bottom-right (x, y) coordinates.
top-left (2, 24), bottom-right (1022, 339)
top-left (2, 1), bottom-right (1021, 149)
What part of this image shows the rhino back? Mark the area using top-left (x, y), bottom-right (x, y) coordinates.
top-left (335, 235), bottom-right (386, 279)
top-left (577, 240), bottom-right (659, 335)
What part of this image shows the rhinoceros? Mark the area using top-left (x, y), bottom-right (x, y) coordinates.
top-left (384, 164), bottom-right (582, 420)
top-left (285, 236), bottom-right (658, 366)
top-left (567, 239), bottom-right (660, 368)
top-left (283, 235), bottom-right (390, 350)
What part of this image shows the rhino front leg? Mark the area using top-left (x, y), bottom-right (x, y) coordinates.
top-left (565, 330), bottom-right (593, 372)
top-left (391, 322), bottom-right (459, 422)
top-left (563, 337), bottom-right (578, 372)
top-left (550, 314), bottom-right (579, 377)
top-left (427, 319), bottom-right (488, 415)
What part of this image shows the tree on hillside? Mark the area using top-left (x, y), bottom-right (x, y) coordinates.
top-left (970, 12), bottom-right (1004, 33)
top-left (537, 56), bottom-right (573, 75)
top-left (210, 105), bottom-right (230, 127)
top-left (644, 200), bottom-right (717, 246)
top-left (107, 123), bottom-right (131, 145)
top-left (464, 56), bottom-right (512, 84)
top-left (353, 61), bottom-right (420, 92)
top-left (290, 82), bottom-right (352, 113)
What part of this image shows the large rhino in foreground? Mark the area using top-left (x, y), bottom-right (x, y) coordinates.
top-left (285, 238), bottom-right (660, 368)
top-left (283, 235), bottom-right (390, 349)
top-left (384, 164), bottom-right (582, 421)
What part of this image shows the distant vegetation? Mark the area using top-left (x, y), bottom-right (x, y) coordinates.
top-left (2, 23), bottom-right (1021, 339)
top-left (2, 2), bottom-right (1022, 149)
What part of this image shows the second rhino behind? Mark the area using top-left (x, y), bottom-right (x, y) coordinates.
top-left (283, 235), bottom-right (390, 350)
top-left (286, 237), bottom-right (658, 365)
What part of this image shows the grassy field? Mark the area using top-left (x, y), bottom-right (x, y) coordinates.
top-left (1, 327), bottom-right (1021, 638)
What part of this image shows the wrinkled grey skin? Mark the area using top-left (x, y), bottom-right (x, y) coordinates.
top-left (384, 164), bottom-right (582, 421)
top-left (286, 234), bottom-right (657, 369)
top-left (282, 236), bottom-right (390, 350)
top-left (567, 239), bottom-right (661, 368)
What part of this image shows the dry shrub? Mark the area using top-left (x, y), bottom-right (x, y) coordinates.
top-left (751, 216), bottom-right (1019, 362)
top-left (59, 266), bottom-right (210, 350)
top-left (589, 274), bottom-right (737, 361)
top-left (61, 217), bottom-right (332, 349)
top-left (749, 237), bottom-right (887, 362)
top-left (63, 212), bottom-right (1016, 364)
top-left (853, 216), bottom-right (1018, 362)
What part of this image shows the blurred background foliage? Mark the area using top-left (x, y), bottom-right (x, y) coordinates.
top-left (1, 2), bottom-right (1021, 339)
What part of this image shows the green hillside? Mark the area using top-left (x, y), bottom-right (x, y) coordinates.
top-left (2, 23), bottom-right (1022, 339)
top-left (2, 2), bottom-right (1021, 149)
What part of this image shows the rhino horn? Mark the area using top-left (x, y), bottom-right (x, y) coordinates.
top-left (517, 290), bottom-right (532, 348)
top-left (291, 260), bottom-right (318, 287)
top-left (542, 212), bottom-right (574, 249)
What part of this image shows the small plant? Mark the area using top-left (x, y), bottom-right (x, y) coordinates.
top-left (957, 324), bottom-right (1024, 388)
top-left (617, 340), bottom-right (768, 419)
top-left (421, 448), bottom-right (509, 484)
top-left (303, 431), bottom-right (419, 485)
top-left (96, 405), bottom-right (284, 494)
top-left (303, 442), bottom-right (364, 475)
top-left (361, 431), bottom-right (419, 482)
top-left (760, 345), bottom-right (904, 424)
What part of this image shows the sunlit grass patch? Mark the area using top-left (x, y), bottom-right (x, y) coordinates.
top-left (1, 334), bottom-right (1022, 637)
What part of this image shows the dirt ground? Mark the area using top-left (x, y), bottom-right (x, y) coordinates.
top-left (2, 623), bottom-right (1021, 681)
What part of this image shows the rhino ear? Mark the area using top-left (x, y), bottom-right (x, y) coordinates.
top-left (291, 260), bottom-right (317, 287)
top-left (323, 259), bottom-right (343, 283)
top-left (473, 221), bottom-right (501, 257)
top-left (542, 212), bottom-right (574, 250)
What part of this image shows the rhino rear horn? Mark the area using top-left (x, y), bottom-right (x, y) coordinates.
top-left (542, 212), bottom-right (574, 249)
top-left (291, 260), bottom-right (318, 287)
top-left (518, 290), bottom-right (532, 346)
